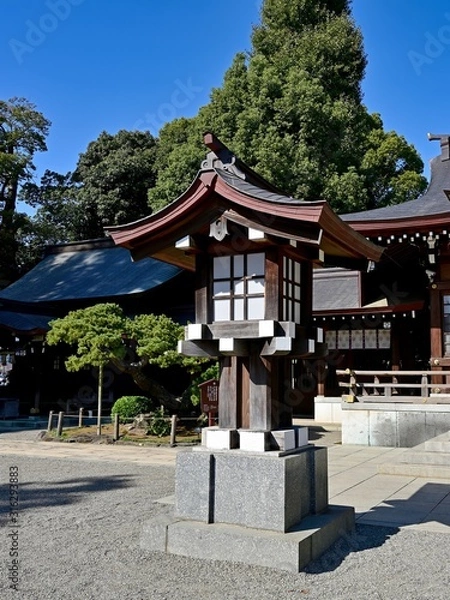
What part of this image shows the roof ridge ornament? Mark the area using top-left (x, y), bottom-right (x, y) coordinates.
top-left (201, 131), bottom-right (246, 180)
top-left (428, 133), bottom-right (450, 161)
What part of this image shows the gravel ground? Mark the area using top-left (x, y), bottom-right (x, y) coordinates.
top-left (0, 429), bottom-right (45, 441)
top-left (1, 451), bottom-right (450, 600)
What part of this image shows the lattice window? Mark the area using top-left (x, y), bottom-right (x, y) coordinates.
top-left (213, 253), bottom-right (265, 321)
top-left (282, 257), bottom-right (301, 323)
top-left (443, 295), bottom-right (450, 355)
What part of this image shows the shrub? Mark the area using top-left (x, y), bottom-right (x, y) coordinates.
top-left (111, 396), bottom-right (154, 423)
top-left (147, 406), bottom-right (171, 437)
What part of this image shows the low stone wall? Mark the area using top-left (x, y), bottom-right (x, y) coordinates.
top-left (341, 402), bottom-right (450, 447)
top-left (314, 396), bottom-right (343, 424)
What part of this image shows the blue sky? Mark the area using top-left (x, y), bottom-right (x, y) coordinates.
top-left (2, 0), bottom-right (450, 188)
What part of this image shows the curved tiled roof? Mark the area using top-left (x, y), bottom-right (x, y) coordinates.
top-left (0, 311), bottom-right (53, 333)
top-left (342, 155), bottom-right (450, 223)
top-left (215, 168), bottom-right (322, 206)
top-left (0, 240), bottom-right (182, 303)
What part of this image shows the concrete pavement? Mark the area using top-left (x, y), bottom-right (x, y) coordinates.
top-left (1, 426), bottom-right (449, 534)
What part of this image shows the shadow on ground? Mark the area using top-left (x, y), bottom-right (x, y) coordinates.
top-left (0, 475), bottom-right (137, 518)
top-left (306, 481), bottom-right (450, 573)
top-left (305, 523), bottom-right (399, 573)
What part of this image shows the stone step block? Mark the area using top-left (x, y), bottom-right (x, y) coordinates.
top-left (150, 505), bottom-right (355, 572)
top-left (377, 461), bottom-right (450, 479)
top-left (424, 431), bottom-right (450, 452)
top-left (396, 451), bottom-right (450, 465)
top-left (423, 441), bottom-right (450, 452)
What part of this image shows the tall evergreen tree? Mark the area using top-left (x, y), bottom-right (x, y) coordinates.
top-left (148, 0), bottom-right (427, 213)
top-left (74, 129), bottom-right (158, 238)
top-left (0, 97), bottom-right (50, 285)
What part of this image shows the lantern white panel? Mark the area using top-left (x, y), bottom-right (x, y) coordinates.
top-left (214, 299), bottom-right (230, 321)
top-left (247, 253), bottom-right (265, 276)
top-left (234, 279), bottom-right (245, 295)
top-left (247, 297), bottom-right (265, 320)
top-left (234, 299), bottom-right (244, 321)
top-left (234, 255), bottom-right (244, 278)
top-left (248, 277), bottom-right (265, 295)
top-left (213, 256), bottom-right (230, 279)
top-left (214, 281), bottom-right (230, 297)
top-left (294, 302), bottom-right (301, 324)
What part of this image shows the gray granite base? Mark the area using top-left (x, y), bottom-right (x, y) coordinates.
top-left (142, 445), bottom-right (355, 571)
top-left (141, 506), bottom-right (354, 572)
top-left (175, 446), bottom-right (328, 532)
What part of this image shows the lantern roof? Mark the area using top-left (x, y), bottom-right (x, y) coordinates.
top-left (106, 133), bottom-right (383, 270)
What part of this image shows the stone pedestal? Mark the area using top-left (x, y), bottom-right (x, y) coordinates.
top-left (142, 444), bottom-right (355, 572)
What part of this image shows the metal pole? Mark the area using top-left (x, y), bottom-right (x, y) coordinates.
top-left (47, 410), bottom-right (54, 432)
top-left (78, 407), bottom-right (84, 428)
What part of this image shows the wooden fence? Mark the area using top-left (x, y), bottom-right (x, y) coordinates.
top-left (336, 369), bottom-right (450, 403)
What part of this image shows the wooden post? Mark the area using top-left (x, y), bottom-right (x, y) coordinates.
top-left (47, 410), bottom-right (54, 432)
top-left (97, 363), bottom-right (103, 436)
top-left (248, 353), bottom-right (273, 430)
top-left (218, 356), bottom-right (238, 429)
top-left (170, 414), bottom-right (177, 447)
top-left (78, 407), bottom-right (84, 428)
top-left (113, 413), bottom-right (120, 441)
top-left (56, 411), bottom-right (64, 436)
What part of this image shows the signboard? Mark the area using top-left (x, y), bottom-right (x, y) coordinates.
top-left (198, 379), bottom-right (219, 425)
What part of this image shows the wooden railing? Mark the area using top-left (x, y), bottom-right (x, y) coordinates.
top-left (336, 369), bottom-right (450, 403)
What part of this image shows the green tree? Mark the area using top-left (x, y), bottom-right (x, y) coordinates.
top-left (21, 170), bottom-right (81, 242)
top-left (148, 118), bottom-right (204, 213)
top-left (47, 303), bottom-right (127, 434)
top-left (18, 170), bottom-right (83, 270)
top-left (18, 130), bottom-right (158, 263)
top-left (74, 130), bottom-right (157, 238)
top-left (0, 97), bottom-right (51, 285)
top-left (148, 0), bottom-right (427, 213)
top-left (46, 304), bottom-right (207, 417)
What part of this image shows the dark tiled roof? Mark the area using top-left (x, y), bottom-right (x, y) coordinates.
top-left (342, 155), bottom-right (450, 222)
top-left (313, 268), bottom-right (360, 312)
top-left (0, 311), bottom-right (53, 333)
top-left (0, 240), bottom-right (182, 303)
top-left (215, 168), bottom-right (321, 206)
